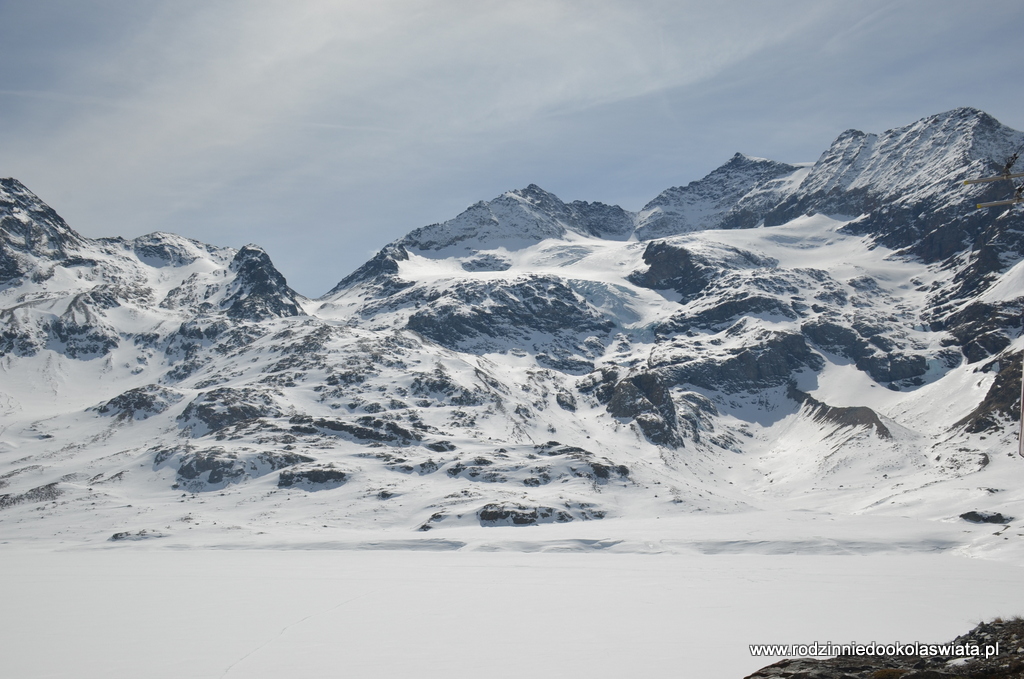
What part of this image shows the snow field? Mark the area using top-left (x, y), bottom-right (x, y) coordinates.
top-left (2, 546), bottom-right (1020, 679)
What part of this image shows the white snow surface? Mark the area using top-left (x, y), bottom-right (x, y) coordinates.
top-left (2, 540), bottom-right (1022, 678)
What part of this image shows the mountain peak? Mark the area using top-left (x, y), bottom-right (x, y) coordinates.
top-left (635, 153), bottom-right (801, 239)
top-left (396, 186), bottom-right (572, 255)
top-left (506, 183), bottom-right (568, 214)
top-left (727, 152), bottom-right (775, 165)
top-left (1, 178), bottom-right (88, 283)
top-left (932, 106), bottom-right (991, 123)
top-left (223, 244), bottom-right (304, 320)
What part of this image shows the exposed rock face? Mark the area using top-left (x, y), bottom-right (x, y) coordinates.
top-left (636, 153), bottom-right (801, 239)
top-left (322, 243), bottom-right (411, 296)
top-left (278, 465), bottom-right (350, 490)
top-left (0, 482), bottom-right (62, 509)
top-left (954, 353), bottom-right (1022, 433)
top-left (960, 510), bottom-right (1013, 524)
top-left (790, 387), bottom-right (891, 439)
top-left (606, 372), bottom-right (684, 447)
top-left (95, 386), bottom-right (183, 421)
top-left (0, 178), bottom-right (86, 282)
top-left (627, 241), bottom-right (716, 300)
top-left (406, 275), bottom-right (613, 349)
top-left (178, 388), bottom-right (284, 436)
top-left (224, 245), bottom-right (304, 320)
top-left (659, 330), bottom-right (823, 394)
top-left (398, 184), bottom-right (634, 254)
top-left (158, 447), bottom-right (315, 492)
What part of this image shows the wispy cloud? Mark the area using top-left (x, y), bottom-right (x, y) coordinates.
top-left (1, 1), bottom-right (1023, 295)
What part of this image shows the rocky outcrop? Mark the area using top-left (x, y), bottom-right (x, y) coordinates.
top-left (157, 447), bottom-right (314, 491)
top-left (223, 245), bottom-right (304, 320)
top-left (95, 385), bottom-right (183, 421)
top-left (789, 386), bottom-right (892, 439)
top-left (406, 275), bottom-right (613, 357)
top-left (177, 388), bottom-right (284, 436)
top-left (662, 331), bottom-right (823, 394)
top-left (0, 482), bottom-right (62, 509)
top-left (954, 353), bottom-right (1022, 433)
top-left (627, 241), bottom-right (716, 300)
top-left (278, 465), bottom-right (350, 490)
top-left (476, 502), bottom-right (572, 526)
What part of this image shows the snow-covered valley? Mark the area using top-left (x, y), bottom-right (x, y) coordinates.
top-left (3, 107), bottom-right (1024, 677)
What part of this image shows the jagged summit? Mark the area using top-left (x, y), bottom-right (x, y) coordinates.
top-left (789, 106), bottom-right (1022, 205)
top-left (397, 182), bottom-right (634, 256)
top-left (636, 153), bottom-right (804, 239)
top-left (400, 184), bottom-right (573, 252)
top-left (761, 107), bottom-right (1024, 273)
top-left (224, 244), bottom-right (304, 320)
top-left (0, 183), bottom-right (303, 358)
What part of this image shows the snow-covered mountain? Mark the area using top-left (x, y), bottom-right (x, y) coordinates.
top-left (3, 107), bottom-right (1024, 556)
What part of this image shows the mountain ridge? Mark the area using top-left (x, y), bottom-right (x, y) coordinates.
top-left (2, 108), bottom-right (1024, 557)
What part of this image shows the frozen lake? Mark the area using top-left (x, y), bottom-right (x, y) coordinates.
top-left (2, 545), bottom-right (1021, 679)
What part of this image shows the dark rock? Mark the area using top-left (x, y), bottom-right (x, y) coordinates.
top-left (175, 451), bottom-right (245, 486)
top-left (855, 353), bottom-right (928, 384)
top-left (406, 275), bottom-right (613, 352)
top-left (172, 449), bottom-right (313, 491)
top-left (131, 233), bottom-right (201, 267)
top-left (565, 199), bottom-right (635, 240)
top-left (95, 385), bottom-right (182, 421)
top-left (278, 466), bottom-right (349, 490)
top-left (790, 386), bottom-right (891, 439)
top-left (178, 387), bottom-right (283, 436)
top-left (0, 178), bottom-right (86, 282)
top-left (689, 294), bottom-right (798, 328)
top-left (223, 245), bottom-right (303, 320)
top-left (477, 502), bottom-right (571, 526)
top-left (665, 331), bottom-right (823, 393)
top-left (322, 243), bottom-right (411, 296)
top-left (461, 254), bottom-right (511, 272)
top-left (802, 319), bottom-right (870, 359)
top-left (941, 301), bottom-right (1021, 364)
top-left (555, 391), bottom-right (577, 411)
top-left (529, 442), bottom-right (629, 483)
top-left (954, 354), bottom-right (1021, 433)
top-left (577, 367), bottom-right (620, 404)
top-left (0, 482), bottom-right (62, 509)
top-left (289, 415), bottom-right (419, 443)
top-left (746, 617), bottom-right (1024, 679)
top-left (627, 241), bottom-right (715, 300)
top-left (960, 510), bottom-right (1013, 524)
top-left (636, 153), bottom-right (800, 239)
top-left (109, 529), bottom-right (164, 541)
top-left (607, 371), bottom-right (684, 447)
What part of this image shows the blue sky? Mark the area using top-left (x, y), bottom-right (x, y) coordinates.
top-left (2, 0), bottom-right (1023, 296)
